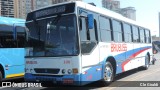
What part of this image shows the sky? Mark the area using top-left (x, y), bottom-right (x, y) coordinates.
top-left (83, 0), bottom-right (160, 36)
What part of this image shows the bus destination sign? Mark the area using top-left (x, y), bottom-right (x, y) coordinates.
top-left (33, 3), bottom-right (75, 19)
top-left (35, 6), bottom-right (66, 18)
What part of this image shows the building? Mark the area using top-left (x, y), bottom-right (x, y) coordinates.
top-left (52, 0), bottom-right (82, 4)
top-left (119, 7), bottom-right (136, 21)
top-left (35, 0), bottom-right (52, 9)
top-left (19, 0), bottom-right (53, 19)
top-left (0, 0), bottom-right (53, 19)
top-left (0, 0), bottom-right (14, 17)
top-left (14, 0), bottom-right (34, 19)
top-left (0, 0), bottom-right (29, 18)
top-left (102, 0), bottom-right (120, 11)
top-left (14, 0), bottom-right (26, 19)
top-left (102, 0), bottom-right (136, 20)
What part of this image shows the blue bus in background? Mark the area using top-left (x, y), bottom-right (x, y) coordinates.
top-left (0, 16), bottom-right (26, 81)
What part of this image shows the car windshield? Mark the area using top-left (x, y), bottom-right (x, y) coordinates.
top-left (26, 14), bottom-right (78, 56)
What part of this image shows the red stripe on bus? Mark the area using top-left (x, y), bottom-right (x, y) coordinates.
top-left (122, 48), bottom-right (150, 72)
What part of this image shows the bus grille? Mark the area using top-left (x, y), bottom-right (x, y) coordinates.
top-left (34, 68), bottom-right (60, 74)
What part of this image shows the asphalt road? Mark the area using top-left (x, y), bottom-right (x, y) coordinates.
top-left (1, 54), bottom-right (160, 90)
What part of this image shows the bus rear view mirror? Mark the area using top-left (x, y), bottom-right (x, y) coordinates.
top-left (87, 14), bottom-right (94, 29)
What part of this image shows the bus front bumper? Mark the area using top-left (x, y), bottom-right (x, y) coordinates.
top-left (24, 73), bottom-right (81, 85)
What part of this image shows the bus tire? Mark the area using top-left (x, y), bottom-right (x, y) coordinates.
top-left (102, 61), bottom-right (114, 85)
top-left (144, 55), bottom-right (150, 70)
top-left (152, 60), bottom-right (155, 65)
top-left (0, 71), bottom-right (2, 82)
top-left (152, 58), bottom-right (156, 65)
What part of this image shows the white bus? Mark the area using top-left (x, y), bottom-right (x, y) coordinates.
top-left (25, 1), bottom-right (153, 86)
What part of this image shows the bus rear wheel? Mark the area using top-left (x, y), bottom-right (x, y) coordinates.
top-left (144, 55), bottom-right (150, 70)
top-left (103, 61), bottom-right (114, 85)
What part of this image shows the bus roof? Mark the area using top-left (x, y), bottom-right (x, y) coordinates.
top-left (27, 1), bottom-right (150, 30)
top-left (74, 1), bottom-right (150, 30)
top-left (0, 16), bottom-right (25, 27)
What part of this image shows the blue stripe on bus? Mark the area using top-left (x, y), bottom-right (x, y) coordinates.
top-left (80, 65), bottom-right (102, 85)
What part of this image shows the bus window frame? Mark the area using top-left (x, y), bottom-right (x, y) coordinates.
top-left (0, 24), bottom-right (26, 48)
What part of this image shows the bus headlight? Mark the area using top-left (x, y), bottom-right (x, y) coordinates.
top-left (62, 69), bottom-right (66, 74)
top-left (30, 69), bottom-right (33, 73)
top-left (72, 68), bottom-right (78, 74)
top-left (68, 69), bottom-right (72, 74)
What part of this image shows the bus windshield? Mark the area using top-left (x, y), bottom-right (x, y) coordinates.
top-left (26, 14), bottom-right (78, 57)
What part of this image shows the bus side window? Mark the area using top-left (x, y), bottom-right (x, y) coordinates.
top-left (0, 25), bottom-right (16, 48)
top-left (79, 18), bottom-right (82, 30)
top-left (123, 23), bottom-right (132, 42)
top-left (15, 26), bottom-right (26, 48)
top-left (79, 17), bottom-right (88, 41)
top-left (99, 16), bottom-right (111, 42)
top-left (139, 28), bottom-right (145, 43)
top-left (149, 31), bottom-right (151, 43)
top-left (132, 26), bottom-right (139, 43)
top-left (0, 34), bottom-right (15, 48)
top-left (89, 19), bottom-right (97, 41)
top-left (112, 20), bottom-right (123, 42)
top-left (79, 16), bottom-right (97, 54)
top-left (145, 29), bottom-right (151, 43)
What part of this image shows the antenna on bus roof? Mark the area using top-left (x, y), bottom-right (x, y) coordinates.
top-left (88, 2), bottom-right (96, 6)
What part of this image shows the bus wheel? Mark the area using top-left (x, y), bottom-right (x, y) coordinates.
top-left (0, 71), bottom-right (2, 82)
top-left (152, 57), bottom-right (156, 65)
top-left (144, 55), bottom-right (150, 70)
top-left (103, 61), bottom-right (114, 85)
top-left (152, 60), bottom-right (155, 65)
